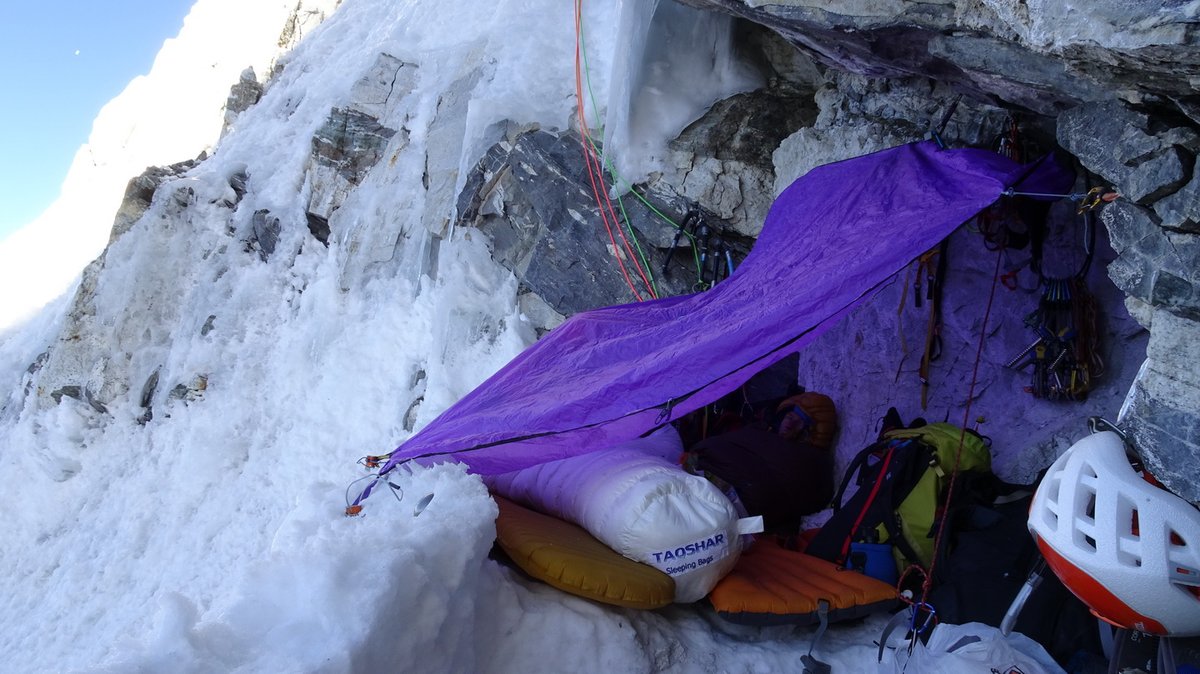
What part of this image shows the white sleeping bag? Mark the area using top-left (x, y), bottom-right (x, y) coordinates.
top-left (488, 427), bottom-right (755, 602)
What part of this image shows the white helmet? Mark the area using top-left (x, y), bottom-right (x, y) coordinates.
top-left (1028, 429), bottom-right (1200, 636)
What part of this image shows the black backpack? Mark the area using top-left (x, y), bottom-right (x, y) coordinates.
top-left (805, 435), bottom-right (928, 568)
top-left (805, 420), bottom-right (990, 573)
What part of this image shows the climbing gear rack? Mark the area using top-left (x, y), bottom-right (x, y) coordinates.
top-left (1006, 195), bottom-right (1104, 401)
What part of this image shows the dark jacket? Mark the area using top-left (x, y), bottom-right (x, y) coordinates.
top-left (691, 425), bottom-right (833, 532)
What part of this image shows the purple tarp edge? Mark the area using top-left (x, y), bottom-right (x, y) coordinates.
top-left (375, 140), bottom-right (1073, 480)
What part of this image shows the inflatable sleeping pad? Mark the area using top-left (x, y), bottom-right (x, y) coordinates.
top-left (708, 538), bottom-right (898, 626)
top-left (488, 427), bottom-right (753, 602)
top-left (492, 495), bottom-right (675, 609)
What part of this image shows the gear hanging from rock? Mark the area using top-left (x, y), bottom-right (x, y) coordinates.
top-left (1005, 196), bottom-right (1105, 400)
top-left (661, 209), bottom-right (736, 291)
top-left (917, 240), bottom-right (948, 410)
top-left (1015, 277), bottom-right (1103, 400)
top-left (976, 115), bottom-right (1051, 252)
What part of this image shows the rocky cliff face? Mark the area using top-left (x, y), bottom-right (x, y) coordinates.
top-left (447, 1), bottom-right (1200, 496)
top-left (674, 0), bottom-right (1200, 499)
top-left (680, 0), bottom-right (1200, 114)
top-left (25, 0), bottom-right (1200, 499)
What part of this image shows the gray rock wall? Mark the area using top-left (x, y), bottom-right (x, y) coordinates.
top-left (681, 0), bottom-right (1200, 115)
top-left (454, 128), bottom-right (755, 327)
top-left (221, 68), bottom-right (263, 140)
top-left (1122, 308), bottom-right (1200, 502)
top-left (1059, 99), bottom-right (1200, 500)
top-left (659, 90), bottom-right (817, 236)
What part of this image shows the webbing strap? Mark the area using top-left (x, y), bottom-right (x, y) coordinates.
top-left (918, 240), bottom-right (948, 410)
top-left (1158, 636), bottom-right (1177, 674)
top-left (876, 608), bottom-right (912, 663)
top-left (838, 448), bottom-right (896, 564)
top-left (1097, 620), bottom-right (1115, 661)
top-left (801, 600), bottom-right (832, 674)
top-left (830, 446), bottom-right (874, 513)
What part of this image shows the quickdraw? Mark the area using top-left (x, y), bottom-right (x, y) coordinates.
top-left (360, 454), bottom-right (390, 470)
top-left (1006, 201), bottom-right (1104, 401)
top-left (1013, 277), bottom-right (1102, 401)
top-left (999, 269), bottom-right (1020, 291)
top-left (917, 241), bottom-right (948, 410)
top-left (662, 209), bottom-right (736, 291)
top-left (1076, 185), bottom-right (1120, 213)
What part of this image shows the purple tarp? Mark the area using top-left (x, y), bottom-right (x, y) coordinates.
top-left (374, 140), bottom-right (1071, 482)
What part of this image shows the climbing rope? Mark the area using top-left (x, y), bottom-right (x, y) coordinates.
top-left (576, 1), bottom-right (724, 295)
top-left (574, 0), bottom-right (657, 301)
top-left (576, 21), bottom-right (661, 294)
top-left (901, 247), bottom-right (1005, 637)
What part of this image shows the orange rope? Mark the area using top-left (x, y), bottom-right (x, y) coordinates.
top-left (596, 147), bottom-right (657, 297)
top-left (573, 0), bottom-right (656, 300)
top-left (577, 110), bottom-right (656, 296)
top-left (919, 247), bottom-right (1004, 605)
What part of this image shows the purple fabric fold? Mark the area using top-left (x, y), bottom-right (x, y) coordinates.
top-left (377, 141), bottom-right (1072, 478)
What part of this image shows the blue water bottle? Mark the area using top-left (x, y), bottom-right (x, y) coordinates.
top-left (847, 542), bottom-right (898, 585)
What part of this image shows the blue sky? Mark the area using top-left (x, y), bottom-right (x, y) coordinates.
top-left (0, 1), bottom-right (196, 242)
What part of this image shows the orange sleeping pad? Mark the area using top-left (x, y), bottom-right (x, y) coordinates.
top-left (492, 495), bottom-right (675, 609)
top-left (708, 538), bottom-right (898, 626)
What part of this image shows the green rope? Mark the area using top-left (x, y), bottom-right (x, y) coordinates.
top-left (577, 14), bottom-right (702, 289)
top-left (622, 180), bottom-right (703, 281)
top-left (578, 21), bottom-right (659, 296)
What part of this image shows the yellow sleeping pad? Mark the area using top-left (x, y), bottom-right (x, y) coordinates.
top-left (709, 538), bottom-right (897, 626)
top-left (492, 495), bottom-right (675, 609)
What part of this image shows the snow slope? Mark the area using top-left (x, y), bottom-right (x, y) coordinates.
top-left (0, 0), bottom-right (910, 671)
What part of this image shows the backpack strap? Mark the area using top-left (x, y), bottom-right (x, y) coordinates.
top-left (834, 446), bottom-right (899, 565)
top-left (806, 442), bottom-right (897, 566)
top-left (806, 438), bottom-right (925, 567)
top-left (881, 509), bottom-right (925, 570)
top-left (872, 439), bottom-right (932, 568)
top-left (829, 441), bottom-right (880, 513)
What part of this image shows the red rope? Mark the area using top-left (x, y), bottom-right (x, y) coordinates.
top-left (597, 156), bottom-right (657, 298)
top-left (840, 446), bottom-right (896, 564)
top-left (919, 247), bottom-right (1004, 604)
top-left (573, 0), bottom-right (656, 301)
top-left (577, 114), bottom-right (656, 297)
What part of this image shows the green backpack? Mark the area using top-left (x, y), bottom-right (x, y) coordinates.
top-left (879, 423), bottom-right (991, 568)
top-left (807, 422), bottom-right (992, 573)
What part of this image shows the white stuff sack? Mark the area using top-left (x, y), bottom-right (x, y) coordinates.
top-left (879, 622), bottom-right (1066, 674)
top-left (488, 426), bottom-right (755, 602)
